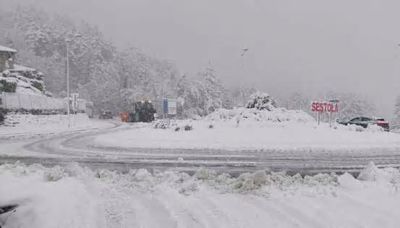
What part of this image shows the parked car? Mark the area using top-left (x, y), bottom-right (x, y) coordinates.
top-left (337, 117), bottom-right (389, 131)
top-left (99, 110), bottom-right (113, 119)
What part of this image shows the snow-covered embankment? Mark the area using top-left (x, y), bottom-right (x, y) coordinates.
top-left (1, 162), bottom-right (400, 228)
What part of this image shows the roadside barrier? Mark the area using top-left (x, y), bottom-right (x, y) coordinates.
top-left (0, 92), bottom-right (86, 113)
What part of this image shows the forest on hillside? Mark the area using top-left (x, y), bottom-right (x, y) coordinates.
top-left (0, 6), bottom-right (258, 116)
top-left (0, 6), bottom-right (378, 119)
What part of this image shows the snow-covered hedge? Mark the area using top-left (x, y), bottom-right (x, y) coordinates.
top-left (206, 107), bottom-right (315, 124)
top-left (0, 78), bottom-right (17, 92)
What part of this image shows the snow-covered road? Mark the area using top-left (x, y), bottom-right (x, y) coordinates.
top-left (1, 121), bottom-right (400, 175)
top-left (3, 116), bottom-right (400, 227)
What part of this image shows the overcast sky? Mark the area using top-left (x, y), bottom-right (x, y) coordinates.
top-left (1, 0), bottom-right (400, 117)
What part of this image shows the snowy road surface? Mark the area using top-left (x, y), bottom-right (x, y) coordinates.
top-left (1, 120), bottom-right (400, 175)
top-left (3, 116), bottom-right (400, 227)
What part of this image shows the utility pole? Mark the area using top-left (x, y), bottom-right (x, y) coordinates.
top-left (65, 34), bottom-right (82, 128)
top-left (66, 40), bottom-right (71, 128)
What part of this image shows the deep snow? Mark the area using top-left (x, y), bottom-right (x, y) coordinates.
top-left (0, 114), bottom-right (112, 140)
top-left (94, 108), bottom-right (400, 151)
top-left (1, 162), bottom-right (400, 228)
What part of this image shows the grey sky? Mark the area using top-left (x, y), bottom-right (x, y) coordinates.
top-left (1, 0), bottom-right (400, 117)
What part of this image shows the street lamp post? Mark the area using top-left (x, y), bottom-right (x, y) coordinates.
top-left (65, 34), bottom-right (81, 128)
top-left (66, 40), bottom-right (71, 128)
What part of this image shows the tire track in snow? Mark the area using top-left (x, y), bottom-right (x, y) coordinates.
top-left (7, 121), bottom-right (400, 175)
top-left (153, 188), bottom-right (206, 228)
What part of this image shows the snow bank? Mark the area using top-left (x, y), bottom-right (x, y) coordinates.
top-left (0, 163), bottom-right (103, 228)
top-left (94, 107), bottom-right (400, 151)
top-left (2, 163), bottom-right (400, 227)
top-left (206, 107), bottom-right (315, 126)
top-left (0, 114), bottom-right (112, 139)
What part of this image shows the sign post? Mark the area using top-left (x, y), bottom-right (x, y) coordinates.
top-left (163, 98), bottom-right (168, 118)
top-left (167, 99), bottom-right (177, 116)
top-left (162, 98), bottom-right (178, 118)
top-left (311, 100), bottom-right (339, 126)
top-left (71, 93), bottom-right (79, 113)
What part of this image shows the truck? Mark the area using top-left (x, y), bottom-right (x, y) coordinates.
top-left (120, 100), bottom-right (156, 123)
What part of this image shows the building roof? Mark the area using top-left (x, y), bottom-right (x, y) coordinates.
top-left (12, 64), bottom-right (36, 72)
top-left (0, 45), bottom-right (17, 53)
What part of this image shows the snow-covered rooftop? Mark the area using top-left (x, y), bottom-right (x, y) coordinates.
top-left (12, 64), bottom-right (36, 72)
top-left (0, 45), bottom-right (17, 53)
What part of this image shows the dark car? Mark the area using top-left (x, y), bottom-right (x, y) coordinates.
top-left (99, 110), bottom-right (113, 119)
top-left (338, 117), bottom-right (389, 131)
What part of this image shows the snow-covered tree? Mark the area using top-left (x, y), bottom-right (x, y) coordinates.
top-left (246, 92), bottom-right (277, 111)
top-left (177, 75), bottom-right (207, 117)
top-left (394, 95), bottom-right (400, 122)
top-left (176, 67), bottom-right (230, 117)
top-left (325, 92), bottom-right (375, 120)
top-left (230, 86), bottom-right (257, 107)
top-left (199, 67), bottom-right (225, 113)
top-left (286, 92), bottom-right (311, 113)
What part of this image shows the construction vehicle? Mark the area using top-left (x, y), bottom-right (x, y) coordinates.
top-left (120, 100), bottom-right (156, 123)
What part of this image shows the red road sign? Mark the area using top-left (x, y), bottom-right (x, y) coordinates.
top-left (311, 101), bottom-right (339, 113)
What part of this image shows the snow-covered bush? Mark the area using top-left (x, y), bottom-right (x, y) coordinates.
top-left (246, 92), bottom-right (277, 111)
top-left (233, 171), bottom-right (269, 191)
top-left (153, 119), bottom-right (171, 129)
top-left (44, 166), bottom-right (67, 182)
top-left (184, 124), bottom-right (193, 131)
top-left (356, 162), bottom-right (400, 183)
top-left (0, 78), bottom-right (17, 93)
top-left (0, 109), bottom-right (6, 125)
top-left (206, 107), bottom-right (315, 125)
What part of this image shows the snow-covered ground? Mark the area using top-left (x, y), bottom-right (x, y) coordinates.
top-left (1, 162), bottom-right (400, 228)
top-left (0, 114), bottom-right (113, 140)
top-left (94, 108), bottom-right (400, 152)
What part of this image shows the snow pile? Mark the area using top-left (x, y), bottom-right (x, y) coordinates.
top-left (206, 107), bottom-right (315, 126)
top-left (202, 92), bottom-right (315, 127)
top-left (96, 111), bottom-right (400, 151)
top-left (337, 123), bottom-right (385, 133)
top-left (0, 113), bottom-right (111, 139)
top-left (357, 162), bottom-right (400, 183)
top-left (0, 163), bottom-right (103, 228)
top-left (2, 163), bottom-right (400, 227)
